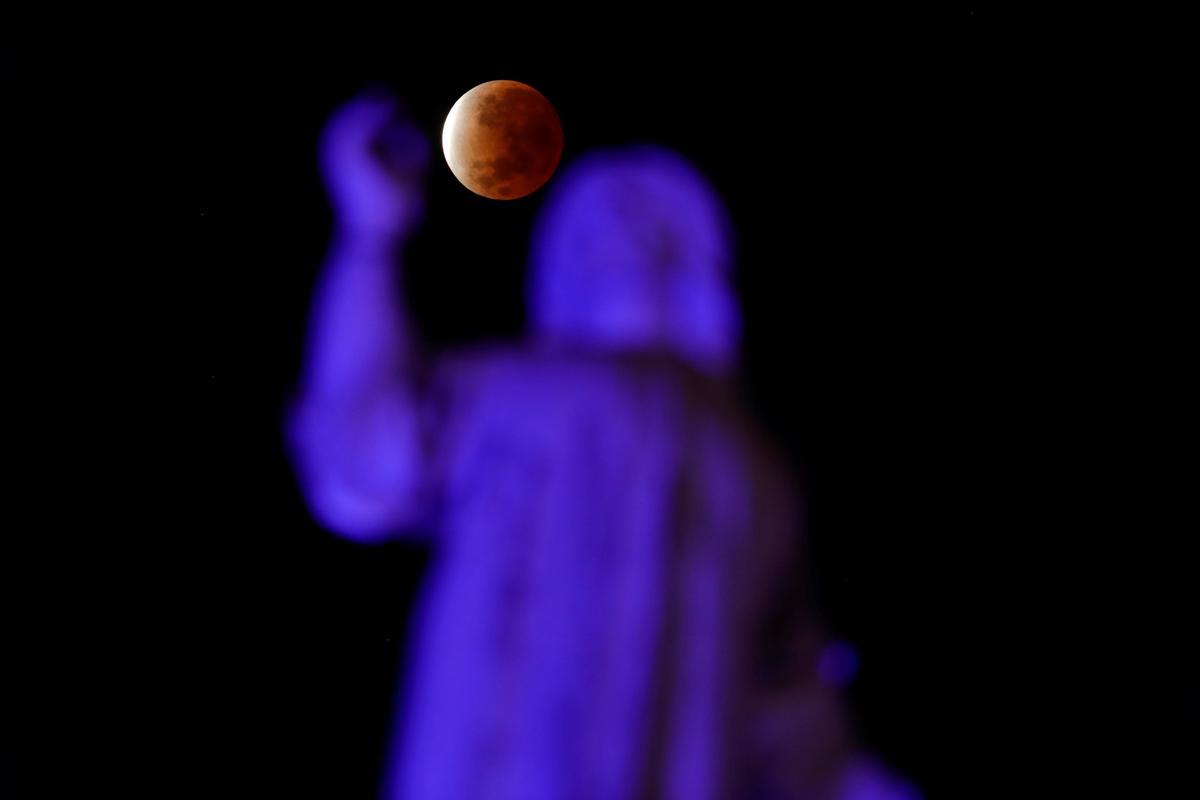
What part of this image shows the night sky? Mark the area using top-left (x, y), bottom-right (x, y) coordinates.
top-left (13, 11), bottom-right (1078, 798)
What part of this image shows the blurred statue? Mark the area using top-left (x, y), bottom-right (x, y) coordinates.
top-left (288, 92), bottom-right (920, 800)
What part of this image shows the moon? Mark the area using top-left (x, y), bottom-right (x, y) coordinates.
top-left (442, 80), bottom-right (563, 200)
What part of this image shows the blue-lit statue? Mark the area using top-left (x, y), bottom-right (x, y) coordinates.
top-left (288, 92), bottom-right (920, 800)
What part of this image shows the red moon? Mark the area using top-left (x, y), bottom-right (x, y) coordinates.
top-left (442, 80), bottom-right (563, 200)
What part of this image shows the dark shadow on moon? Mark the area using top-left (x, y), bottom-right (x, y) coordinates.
top-left (463, 84), bottom-right (562, 198)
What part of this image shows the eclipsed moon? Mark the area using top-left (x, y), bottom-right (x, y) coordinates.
top-left (442, 80), bottom-right (563, 200)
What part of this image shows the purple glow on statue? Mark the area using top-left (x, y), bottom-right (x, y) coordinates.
top-left (287, 92), bottom-right (921, 799)
top-left (818, 640), bottom-right (861, 687)
top-left (527, 146), bottom-right (740, 376)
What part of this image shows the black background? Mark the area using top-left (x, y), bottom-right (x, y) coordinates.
top-left (16, 10), bottom-right (1069, 798)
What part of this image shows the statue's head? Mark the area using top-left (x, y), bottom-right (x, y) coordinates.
top-left (527, 146), bottom-right (740, 375)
